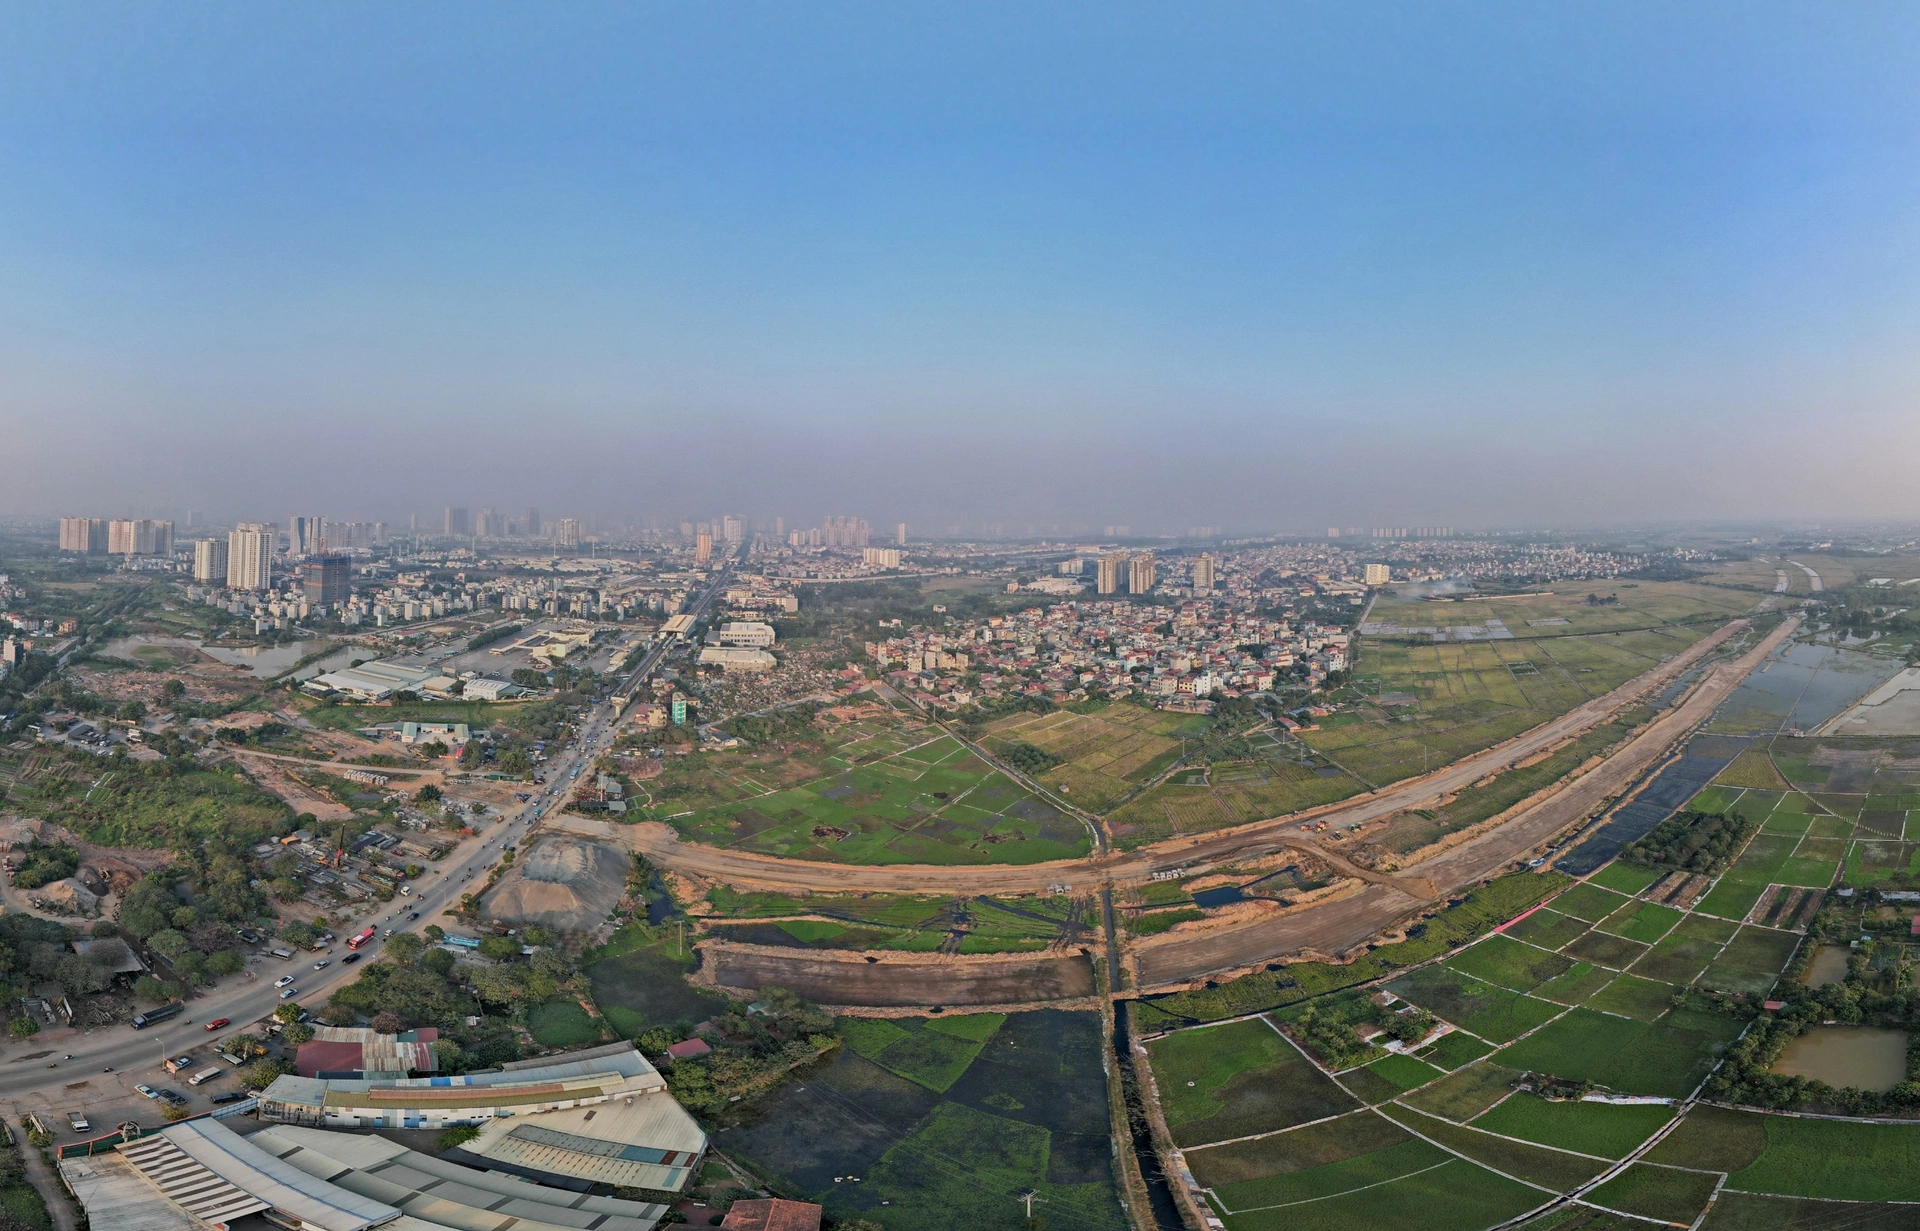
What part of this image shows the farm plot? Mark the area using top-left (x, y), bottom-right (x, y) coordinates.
top-left (1698, 926), bottom-right (1799, 997)
top-left (1205, 1149), bottom-right (1543, 1231)
top-left (1445, 935), bottom-right (1574, 994)
top-left (1493, 1005), bottom-right (1743, 1098)
top-left (1468, 1092), bottom-right (1674, 1158)
top-left (716, 1010), bottom-right (1125, 1231)
top-left (985, 704), bottom-right (1194, 812)
top-left (1148, 1017), bottom-right (1357, 1146)
top-left (1586, 1163), bottom-right (1720, 1225)
top-left (667, 734), bottom-right (1089, 865)
top-left (1379, 1103), bottom-right (1610, 1191)
top-left (1387, 966), bottom-right (1563, 1044)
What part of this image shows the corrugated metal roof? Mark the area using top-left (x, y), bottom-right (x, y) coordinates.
top-left (465, 1095), bottom-right (706, 1192)
top-left (59, 1151), bottom-right (201, 1231)
top-left (120, 1120), bottom-right (399, 1231)
top-left (254, 1127), bottom-right (667, 1231)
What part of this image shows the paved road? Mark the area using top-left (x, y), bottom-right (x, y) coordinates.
top-left (589, 618), bottom-right (1751, 895)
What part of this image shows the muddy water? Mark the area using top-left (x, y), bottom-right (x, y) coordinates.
top-left (1772, 1026), bottom-right (1909, 1092)
top-left (1803, 945), bottom-right (1851, 989)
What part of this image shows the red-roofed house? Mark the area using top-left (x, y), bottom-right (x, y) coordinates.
top-left (721, 1199), bottom-right (822, 1231)
top-left (296, 1025), bottom-right (440, 1077)
top-left (665, 1038), bottom-right (711, 1061)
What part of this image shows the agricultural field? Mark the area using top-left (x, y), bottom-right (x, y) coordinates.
top-left (1106, 728), bottom-right (1367, 848)
top-left (649, 712), bottom-right (1091, 864)
top-left (1322, 581), bottom-right (1751, 790)
top-left (982, 702), bottom-right (1200, 811)
top-left (1147, 829), bottom-right (1822, 1229)
top-left (714, 1009), bottom-right (1126, 1230)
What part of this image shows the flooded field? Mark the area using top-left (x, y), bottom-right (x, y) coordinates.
top-left (200, 639), bottom-right (319, 676)
top-left (1803, 945), bottom-right (1850, 989)
top-left (715, 1010), bottom-right (1126, 1230)
top-left (1709, 642), bottom-right (1899, 736)
top-left (1773, 1026), bottom-right (1910, 1092)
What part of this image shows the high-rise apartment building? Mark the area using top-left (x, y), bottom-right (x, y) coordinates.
top-left (476, 508), bottom-right (499, 538)
top-left (525, 507), bottom-right (542, 538)
top-left (227, 523), bottom-right (275, 591)
top-left (1129, 552), bottom-right (1157, 595)
top-left (721, 515), bottom-right (743, 543)
top-left (1193, 552), bottom-right (1216, 595)
top-left (694, 529), bottom-right (714, 564)
top-left (774, 516), bottom-right (785, 538)
top-left (445, 507), bottom-right (471, 537)
top-left (289, 516), bottom-right (326, 555)
top-left (301, 555), bottom-right (352, 606)
top-left (896, 522), bottom-right (908, 546)
top-left (193, 538), bottom-right (229, 584)
top-left (58, 518), bottom-right (109, 554)
top-left (557, 518), bottom-right (582, 548)
top-left (108, 519), bottom-right (174, 556)
top-left (862, 547), bottom-right (901, 568)
top-left (1364, 563), bottom-right (1391, 586)
top-left (1096, 552), bottom-right (1129, 595)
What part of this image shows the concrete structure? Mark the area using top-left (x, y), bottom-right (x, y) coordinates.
top-left (227, 523), bottom-right (275, 591)
top-left (1364, 563), bottom-right (1390, 586)
top-left (698, 646), bottom-right (776, 670)
top-left (460, 676), bottom-right (518, 701)
top-left (861, 547), bottom-right (901, 568)
top-left (303, 554), bottom-right (353, 606)
top-left (557, 518), bottom-right (581, 548)
top-left (193, 537), bottom-right (229, 584)
top-left (717, 621), bottom-right (777, 648)
top-left (291, 515), bottom-right (325, 556)
top-left (1128, 551), bottom-right (1156, 595)
top-left (59, 517), bottom-right (109, 554)
top-left (445, 507), bottom-right (470, 537)
top-left (1096, 551), bottom-right (1128, 595)
top-left (694, 529), bottom-right (713, 563)
top-left (896, 521), bottom-right (907, 546)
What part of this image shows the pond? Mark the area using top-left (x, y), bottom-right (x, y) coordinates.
top-left (1709, 642), bottom-right (1900, 736)
top-left (1803, 945), bottom-right (1851, 989)
top-left (201, 640), bottom-right (318, 676)
top-left (1772, 1025), bottom-right (1910, 1092)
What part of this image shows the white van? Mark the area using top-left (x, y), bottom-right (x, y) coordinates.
top-left (188, 1067), bottom-right (223, 1086)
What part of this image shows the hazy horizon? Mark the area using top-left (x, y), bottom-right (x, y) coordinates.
top-left (4, 4), bottom-right (1918, 528)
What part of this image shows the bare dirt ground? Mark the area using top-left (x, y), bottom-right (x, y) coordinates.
top-left (694, 941), bottom-right (1100, 1009)
top-left (481, 834), bottom-right (630, 933)
top-left (229, 750), bottom-right (355, 821)
top-left (591, 616), bottom-right (1750, 896)
top-left (1129, 615), bottom-right (1800, 987)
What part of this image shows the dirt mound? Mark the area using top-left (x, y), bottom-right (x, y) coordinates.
top-left (481, 836), bottom-right (629, 933)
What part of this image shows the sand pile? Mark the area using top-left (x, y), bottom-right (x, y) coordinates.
top-left (481, 836), bottom-right (629, 933)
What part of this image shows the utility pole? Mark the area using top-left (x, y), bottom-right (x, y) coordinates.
top-left (1016, 1190), bottom-right (1048, 1221)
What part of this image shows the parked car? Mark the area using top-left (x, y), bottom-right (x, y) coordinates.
top-left (205, 1018), bottom-right (231, 1031)
top-left (134, 1085), bottom-right (157, 1098)
top-left (209, 1092), bottom-right (248, 1105)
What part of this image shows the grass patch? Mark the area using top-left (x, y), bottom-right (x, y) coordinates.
top-left (1211, 1138), bottom-right (1449, 1214)
top-left (1533, 963), bottom-right (1616, 1006)
top-left (1696, 875), bottom-right (1770, 922)
top-left (1150, 1019), bottom-right (1357, 1147)
top-left (1563, 931), bottom-right (1650, 970)
top-left (526, 1000), bottom-right (603, 1047)
top-left (1210, 1156), bottom-right (1542, 1231)
top-left (1400, 1062), bottom-right (1524, 1121)
top-left (1552, 882), bottom-right (1632, 922)
top-left (1586, 974), bottom-right (1678, 1022)
top-left (1379, 1103), bottom-right (1609, 1191)
top-left (1587, 1163), bottom-right (1720, 1224)
top-left (1387, 967), bottom-right (1563, 1044)
top-left (1503, 909), bottom-right (1592, 951)
top-left (1644, 1103), bottom-right (1769, 1171)
top-left (1588, 863), bottom-right (1663, 895)
top-left (923, 1012), bottom-right (1005, 1042)
top-left (1729, 1113), bottom-right (1920, 1202)
top-left (1630, 934), bottom-right (1721, 986)
top-left (1595, 900), bottom-right (1686, 944)
top-left (1418, 1031), bottom-right (1496, 1070)
top-left (1446, 935), bottom-right (1576, 993)
top-left (1363, 1052), bottom-right (1445, 1092)
top-left (1469, 1092), bottom-right (1674, 1158)
top-left (1185, 1109), bottom-right (1410, 1188)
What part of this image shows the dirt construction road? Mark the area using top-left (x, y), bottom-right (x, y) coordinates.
top-left (573, 616), bottom-right (1752, 895)
top-left (1131, 615), bottom-right (1800, 986)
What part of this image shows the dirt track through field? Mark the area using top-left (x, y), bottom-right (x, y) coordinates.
top-left (1130, 614), bottom-right (1800, 986)
top-left (696, 942), bottom-right (1100, 1008)
top-left (568, 616), bottom-right (1752, 897)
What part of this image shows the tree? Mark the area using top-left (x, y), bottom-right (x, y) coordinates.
top-left (207, 949), bottom-right (245, 976)
top-left (118, 699), bottom-right (146, 721)
top-left (7, 1016), bottom-right (37, 1039)
top-left (416, 784), bottom-right (443, 802)
top-left (244, 1058), bottom-right (291, 1088)
top-left (420, 741), bottom-right (448, 759)
top-left (423, 924), bottom-right (445, 943)
top-left (273, 1003), bottom-right (306, 1024)
top-left (118, 876), bottom-right (181, 940)
top-left (132, 975), bottom-right (173, 1002)
top-left (384, 932), bottom-right (425, 965)
top-left (370, 1010), bottom-right (404, 1035)
top-left (147, 929), bottom-right (193, 964)
top-left (421, 948), bottom-right (456, 977)
top-left (478, 935), bottom-right (520, 962)
top-left (438, 1125), bottom-right (481, 1150)
top-left (160, 679), bottom-right (186, 703)
top-left (282, 1023), bottom-right (316, 1045)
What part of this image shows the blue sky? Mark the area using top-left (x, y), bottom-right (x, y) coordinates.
top-left (3, 3), bottom-right (1917, 529)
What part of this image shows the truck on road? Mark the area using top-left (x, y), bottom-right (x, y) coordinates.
top-left (132, 1002), bottom-right (185, 1029)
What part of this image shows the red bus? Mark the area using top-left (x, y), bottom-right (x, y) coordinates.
top-left (346, 928), bottom-right (377, 951)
